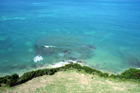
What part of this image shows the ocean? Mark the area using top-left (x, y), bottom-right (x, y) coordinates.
top-left (0, 0), bottom-right (140, 76)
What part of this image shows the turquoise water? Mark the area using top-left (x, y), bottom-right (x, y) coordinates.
top-left (0, 0), bottom-right (140, 76)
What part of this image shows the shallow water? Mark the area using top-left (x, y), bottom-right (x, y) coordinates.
top-left (0, 0), bottom-right (140, 76)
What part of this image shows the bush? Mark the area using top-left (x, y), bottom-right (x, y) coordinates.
top-left (82, 66), bottom-right (94, 74)
top-left (95, 70), bottom-right (102, 75)
top-left (59, 66), bottom-right (65, 70)
top-left (109, 74), bottom-right (117, 79)
top-left (49, 69), bottom-right (57, 75)
top-left (11, 74), bottom-right (19, 80)
top-left (42, 69), bottom-right (51, 75)
top-left (0, 75), bottom-right (11, 85)
top-left (0, 74), bottom-right (19, 87)
top-left (16, 68), bottom-right (58, 85)
top-left (117, 75), bottom-right (126, 79)
top-left (9, 73), bottom-right (19, 86)
top-left (72, 63), bottom-right (83, 69)
top-left (8, 80), bottom-right (16, 87)
top-left (52, 67), bottom-right (60, 72)
top-left (34, 70), bottom-right (44, 77)
top-left (64, 64), bottom-right (73, 69)
top-left (98, 72), bottom-right (104, 77)
top-left (0, 77), bottom-right (5, 84)
top-left (103, 73), bottom-right (109, 77)
top-left (17, 71), bottom-right (36, 84)
top-left (121, 68), bottom-right (140, 79)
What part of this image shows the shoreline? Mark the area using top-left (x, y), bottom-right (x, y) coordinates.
top-left (1, 70), bottom-right (140, 93)
top-left (0, 60), bottom-right (140, 77)
top-left (0, 62), bottom-right (140, 87)
top-left (24, 60), bottom-right (85, 77)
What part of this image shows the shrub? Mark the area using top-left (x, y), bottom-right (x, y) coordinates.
top-left (42, 69), bottom-right (51, 75)
top-left (0, 77), bottom-right (5, 84)
top-left (82, 66), bottom-right (94, 74)
top-left (95, 70), bottom-right (102, 75)
top-left (11, 73), bottom-right (19, 80)
top-left (103, 73), bottom-right (109, 77)
top-left (98, 72), bottom-right (104, 77)
top-left (52, 67), bottom-right (60, 72)
top-left (16, 68), bottom-right (58, 85)
top-left (115, 75), bottom-right (123, 79)
top-left (0, 74), bottom-right (19, 87)
top-left (121, 68), bottom-right (140, 79)
top-left (9, 73), bottom-right (19, 86)
top-left (49, 68), bottom-right (57, 75)
top-left (92, 69), bottom-right (99, 72)
top-left (34, 70), bottom-right (44, 77)
top-left (8, 80), bottom-right (16, 87)
top-left (109, 74), bottom-right (117, 79)
top-left (59, 66), bottom-right (65, 70)
top-left (64, 64), bottom-right (73, 69)
top-left (0, 75), bottom-right (11, 85)
top-left (72, 63), bottom-right (83, 69)
top-left (17, 71), bottom-right (36, 84)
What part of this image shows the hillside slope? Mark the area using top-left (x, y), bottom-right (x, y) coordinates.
top-left (0, 70), bottom-right (140, 93)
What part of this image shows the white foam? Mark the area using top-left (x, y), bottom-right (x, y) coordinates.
top-left (33, 55), bottom-right (43, 62)
top-left (58, 53), bottom-right (65, 57)
top-left (136, 68), bottom-right (140, 70)
top-left (51, 62), bottom-right (66, 68)
top-left (51, 60), bottom-right (77, 68)
top-left (44, 45), bottom-right (56, 48)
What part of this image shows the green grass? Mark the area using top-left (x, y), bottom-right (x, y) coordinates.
top-left (0, 63), bottom-right (140, 87)
top-left (0, 63), bottom-right (140, 93)
top-left (1, 69), bottom-right (140, 93)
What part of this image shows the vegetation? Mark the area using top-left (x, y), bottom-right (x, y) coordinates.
top-left (120, 68), bottom-right (140, 79)
top-left (0, 63), bottom-right (140, 87)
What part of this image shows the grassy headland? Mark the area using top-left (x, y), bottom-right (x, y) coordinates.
top-left (0, 63), bottom-right (140, 92)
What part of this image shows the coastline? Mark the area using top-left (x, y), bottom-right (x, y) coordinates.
top-left (0, 68), bottom-right (140, 93)
top-left (0, 62), bottom-right (140, 88)
top-left (1, 60), bottom-right (140, 77)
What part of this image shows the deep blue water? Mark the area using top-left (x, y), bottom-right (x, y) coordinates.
top-left (0, 0), bottom-right (140, 76)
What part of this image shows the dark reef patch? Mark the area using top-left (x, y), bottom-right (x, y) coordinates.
top-left (32, 34), bottom-right (97, 62)
top-left (33, 44), bottom-right (56, 56)
top-left (33, 43), bottom-right (96, 62)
